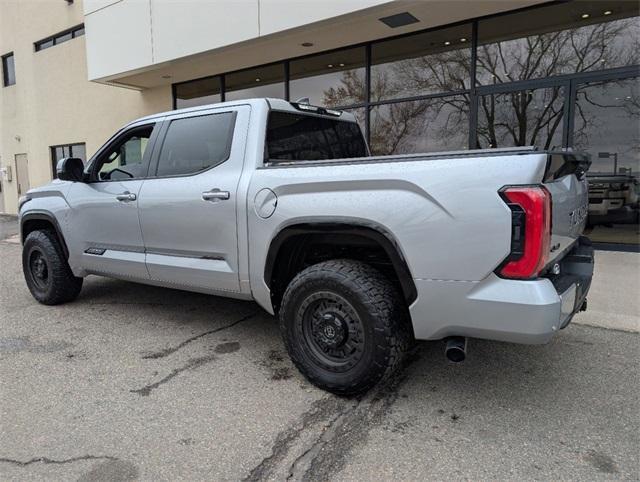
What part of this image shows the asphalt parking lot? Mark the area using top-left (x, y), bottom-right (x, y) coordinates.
top-left (1, 225), bottom-right (638, 481)
top-left (0, 215), bottom-right (18, 241)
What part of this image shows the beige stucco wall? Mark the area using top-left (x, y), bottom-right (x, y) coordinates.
top-left (0, 0), bottom-right (171, 214)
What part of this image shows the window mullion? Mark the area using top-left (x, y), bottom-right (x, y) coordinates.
top-left (468, 20), bottom-right (479, 149)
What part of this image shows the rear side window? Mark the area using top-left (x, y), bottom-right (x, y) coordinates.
top-left (156, 112), bottom-right (236, 177)
top-left (266, 111), bottom-right (367, 162)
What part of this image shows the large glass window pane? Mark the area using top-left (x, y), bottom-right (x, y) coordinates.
top-left (55, 32), bottom-right (72, 44)
top-left (477, 1), bottom-right (639, 85)
top-left (476, 87), bottom-right (565, 149)
top-left (225, 64), bottom-right (284, 101)
top-left (290, 47), bottom-right (366, 107)
top-left (369, 96), bottom-right (469, 156)
top-left (371, 23), bottom-right (472, 101)
top-left (71, 144), bottom-right (86, 161)
top-left (573, 77), bottom-right (639, 246)
top-left (175, 77), bottom-right (221, 108)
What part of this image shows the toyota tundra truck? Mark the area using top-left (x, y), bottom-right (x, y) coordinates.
top-left (19, 98), bottom-right (594, 395)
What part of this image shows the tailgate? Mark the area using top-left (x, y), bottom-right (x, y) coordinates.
top-left (542, 152), bottom-right (591, 266)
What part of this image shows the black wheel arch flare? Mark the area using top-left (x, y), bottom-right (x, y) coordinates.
top-left (264, 221), bottom-right (417, 305)
top-left (20, 211), bottom-right (69, 259)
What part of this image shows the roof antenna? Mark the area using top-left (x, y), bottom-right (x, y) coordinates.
top-left (295, 97), bottom-right (310, 104)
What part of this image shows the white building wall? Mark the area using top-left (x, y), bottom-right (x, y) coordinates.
top-left (152, 1), bottom-right (261, 64)
top-left (84, 0), bottom-right (394, 81)
top-left (84, 0), bottom-right (154, 80)
top-left (84, 0), bottom-right (549, 87)
top-left (258, 0), bottom-right (391, 36)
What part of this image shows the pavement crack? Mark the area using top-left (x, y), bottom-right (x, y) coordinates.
top-left (246, 365), bottom-right (410, 482)
top-left (286, 402), bottom-right (358, 481)
top-left (243, 397), bottom-right (347, 482)
top-left (0, 455), bottom-right (117, 467)
top-left (130, 354), bottom-right (217, 396)
top-left (143, 312), bottom-right (258, 359)
top-left (299, 349), bottom-right (419, 481)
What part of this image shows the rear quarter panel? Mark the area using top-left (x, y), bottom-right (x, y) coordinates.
top-left (247, 153), bottom-right (549, 313)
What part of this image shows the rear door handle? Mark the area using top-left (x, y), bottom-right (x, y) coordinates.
top-left (116, 192), bottom-right (137, 202)
top-left (202, 189), bottom-right (230, 202)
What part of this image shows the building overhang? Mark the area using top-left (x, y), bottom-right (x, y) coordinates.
top-left (86, 0), bottom-right (551, 89)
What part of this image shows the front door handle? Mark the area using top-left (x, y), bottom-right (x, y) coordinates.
top-left (202, 189), bottom-right (230, 202)
top-left (116, 192), bottom-right (137, 202)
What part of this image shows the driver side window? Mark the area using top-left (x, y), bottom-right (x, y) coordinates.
top-left (96, 124), bottom-right (155, 181)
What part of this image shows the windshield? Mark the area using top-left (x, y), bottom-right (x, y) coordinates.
top-left (266, 111), bottom-right (368, 162)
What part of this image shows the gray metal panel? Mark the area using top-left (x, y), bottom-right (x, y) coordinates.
top-left (18, 182), bottom-right (74, 269)
top-left (544, 174), bottom-right (589, 264)
top-left (247, 152), bottom-right (550, 313)
top-left (64, 179), bottom-right (149, 279)
top-left (136, 105), bottom-right (252, 292)
top-left (409, 275), bottom-right (562, 344)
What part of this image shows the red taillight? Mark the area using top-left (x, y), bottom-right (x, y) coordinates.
top-left (499, 186), bottom-right (551, 279)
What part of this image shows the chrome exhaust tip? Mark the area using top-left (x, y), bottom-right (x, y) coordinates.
top-left (445, 337), bottom-right (467, 363)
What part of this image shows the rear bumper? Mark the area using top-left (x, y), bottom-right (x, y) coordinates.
top-left (409, 237), bottom-right (594, 344)
top-left (549, 237), bottom-right (594, 328)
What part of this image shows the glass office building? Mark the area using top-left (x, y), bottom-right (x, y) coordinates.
top-left (173, 1), bottom-right (640, 249)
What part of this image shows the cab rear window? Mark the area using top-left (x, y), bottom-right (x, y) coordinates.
top-left (266, 111), bottom-right (367, 162)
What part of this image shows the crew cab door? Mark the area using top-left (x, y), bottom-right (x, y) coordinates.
top-left (65, 121), bottom-right (161, 279)
top-left (137, 106), bottom-right (249, 293)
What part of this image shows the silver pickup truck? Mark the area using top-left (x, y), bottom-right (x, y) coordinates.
top-left (19, 98), bottom-right (594, 395)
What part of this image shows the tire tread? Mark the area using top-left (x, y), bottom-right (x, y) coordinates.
top-left (279, 259), bottom-right (410, 395)
top-left (23, 229), bottom-right (83, 305)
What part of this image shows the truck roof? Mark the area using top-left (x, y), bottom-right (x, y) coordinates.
top-left (125, 98), bottom-right (358, 129)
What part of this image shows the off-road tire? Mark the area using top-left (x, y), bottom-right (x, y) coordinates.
top-left (279, 259), bottom-right (410, 396)
top-left (22, 229), bottom-right (83, 305)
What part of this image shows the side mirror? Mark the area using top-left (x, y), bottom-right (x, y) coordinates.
top-left (56, 157), bottom-right (85, 182)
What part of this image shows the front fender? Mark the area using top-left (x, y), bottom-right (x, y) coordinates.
top-left (20, 182), bottom-right (73, 260)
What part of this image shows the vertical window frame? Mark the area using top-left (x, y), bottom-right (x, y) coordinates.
top-left (2, 52), bottom-right (16, 87)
